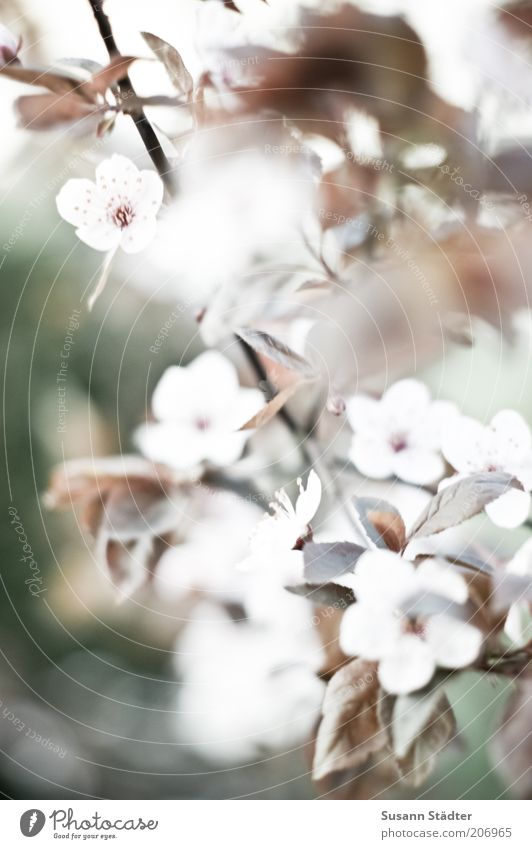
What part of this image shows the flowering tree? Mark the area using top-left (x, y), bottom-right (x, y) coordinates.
top-left (4, 0), bottom-right (532, 798)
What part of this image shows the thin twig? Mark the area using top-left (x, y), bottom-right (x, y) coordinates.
top-left (87, 0), bottom-right (175, 194)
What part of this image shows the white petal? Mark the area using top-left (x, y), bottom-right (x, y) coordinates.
top-left (135, 421), bottom-right (205, 470)
top-left (485, 488), bottom-right (531, 528)
top-left (504, 601), bottom-right (532, 647)
top-left (224, 387), bottom-right (264, 430)
top-left (348, 434), bottom-right (395, 479)
top-left (507, 537), bottom-right (532, 577)
top-left (136, 169), bottom-right (164, 214)
top-left (339, 603), bottom-right (402, 660)
top-left (392, 448), bottom-right (445, 486)
top-left (295, 470), bottom-right (322, 526)
top-left (75, 221), bottom-right (121, 252)
top-left (119, 215), bottom-right (157, 253)
top-left (95, 153), bottom-right (140, 199)
top-left (202, 432), bottom-right (250, 466)
top-left (351, 550), bottom-right (417, 608)
top-left (151, 365), bottom-right (191, 421)
top-left (345, 394), bottom-right (381, 433)
top-left (442, 415), bottom-right (486, 473)
top-left (188, 351), bottom-right (240, 412)
top-left (491, 409), bottom-right (532, 464)
top-left (425, 614), bottom-right (482, 668)
top-left (56, 178), bottom-right (103, 227)
top-left (377, 635), bottom-right (436, 694)
top-left (416, 559), bottom-right (468, 604)
top-left (381, 379), bottom-right (430, 422)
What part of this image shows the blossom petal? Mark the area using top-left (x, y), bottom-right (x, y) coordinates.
top-left (95, 153), bottom-right (140, 198)
top-left (339, 602), bottom-right (401, 661)
top-left (119, 215), bottom-right (157, 253)
top-left (504, 601), bottom-right (532, 647)
top-left (351, 550), bottom-right (417, 608)
top-left (135, 421), bottom-right (205, 470)
top-left (75, 221), bottom-right (121, 252)
top-left (392, 447), bottom-right (445, 486)
top-left (151, 365), bottom-right (191, 422)
top-left (381, 379), bottom-right (430, 422)
top-left (345, 394), bottom-right (381, 433)
top-left (424, 614), bottom-right (482, 668)
top-left (377, 635), bottom-right (436, 694)
top-left (485, 488), bottom-right (531, 528)
top-left (56, 178), bottom-right (105, 228)
top-left (491, 409), bottom-right (532, 464)
top-left (136, 169), bottom-right (164, 213)
top-left (295, 470), bottom-right (322, 526)
top-left (416, 559), bottom-right (468, 604)
top-left (349, 434), bottom-right (395, 479)
top-left (442, 415), bottom-right (486, 473)
top-left (202, 432), bottom-right (250, 466)
top-left (507, 537), bottom-right (532, 577)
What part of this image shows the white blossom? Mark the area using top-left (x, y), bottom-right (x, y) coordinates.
top-left (339, 550), bottom-right (483, 694)
top-left (346, 379), bottom-right (458, 485)
top-left (503, 538), bottom-right (532, 648)
top-left (135, 350), bottom-right (263, 472)
top-left (56, 154), bottom-right (163, 254)
top-left (441, 410), bottom-right (532, 528)
top-left (239, 470), bottom-right (322, 581)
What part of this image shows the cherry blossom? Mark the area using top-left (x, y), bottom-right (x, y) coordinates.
top-left (346, 379), bottom-right (458, 486)
top-left (0, 23), bottom-right (20, 65)
top-left (239, 470), bottom-right (322, 581)
top-left (503, 538), bottom-right (532, 648)
top-left (339, 550), bottom-right (483, 694)
top-left (135, 350), bottom-right (263, 472)
top-left (441, 410), bottom-right (532, 527)
top-left (56, 154), bottom-right (164, 254)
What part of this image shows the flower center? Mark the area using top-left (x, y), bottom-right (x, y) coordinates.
top-left (390, 433), bottom-right (408, 453)
top-left (195, 416), bottom-right (211, 432)
top-left (111, 203), bottom-right (135, 229)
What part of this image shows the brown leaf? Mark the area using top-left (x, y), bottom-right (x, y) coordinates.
top-left (0, 64), bottom-right (81, 95)
top-left (141, 32), bottom-right (193, 97)
top-left (15, 92), bottom-right (101, 130)
top-left (395, 693), bottom-right (457, 787)
top-left (239, 380), bottom-right (309, 430)
top-left (81, 55), bottom-right (138, 99)
top-left (352, 497), bottom-right (406, 551)
top-left (313, 659), bottom-right (387, 780)
top-left (236, 327), bottom-right (316, 377)
top-left (314, 606), bottom-right (350, 680)
top-left (490, 679), bottom-right (532, 799)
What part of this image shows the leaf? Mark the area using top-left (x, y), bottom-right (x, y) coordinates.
top-left (0, 64), bottom-right (81, 95)
top-left (408, 473), bottom-right (523, 540)
top-left (352, 497), bottom-right (406, 551)
top-left (236, 326), bottom-right (317, 378)
top-left (313, 659), bottom-right (387, 781)
top-left (303, 541), bottom-right (365, 585)
top-left (82, 55), bottom-right (138, 98)
top-left (395, 693), bottom-right (456, 787)
top-left (239, 380), bottom-right (308, 430)
top-left (492, 570), bottom-right (532, 613)
top-left (314, 605), bottom-right (350, 680)
top-left (392, 681), bottom-right (446, 759)
top-left (286, 582), bottom-right (355, 607)
top-left (490, 680), bottom-right (532, 799)
top-left (15, 92), bottom-right (100, 130)
top-left (141, 32), bottom-right (193, 97)
top-left (441, 311), bottom-right (474, 347)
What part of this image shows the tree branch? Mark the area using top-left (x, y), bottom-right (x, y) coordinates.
top-left (87, 0), bottom-right (175, 194)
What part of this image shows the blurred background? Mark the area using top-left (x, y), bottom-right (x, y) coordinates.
top-left (1, 0), bottom-right (531, 799)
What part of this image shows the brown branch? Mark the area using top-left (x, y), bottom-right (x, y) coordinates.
top-left (87, 0), bottom-right (175, 194)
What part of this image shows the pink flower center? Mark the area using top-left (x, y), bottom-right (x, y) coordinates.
top-left (111, 203), bottom-right (135, 229)
top-left (195, 417), bottom-right (211, 432)
top-left (390, 433), bottom-right (408, 453)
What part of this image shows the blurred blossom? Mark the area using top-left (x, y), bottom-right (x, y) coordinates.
top-left (135, 351), bottom-right (263, 471)
top-left (340, 551), bottom-right (483, 695)
top-left (148, 148), bottom-right (317, 308)
top-left (346, 379), bottom-right (458, 485)
top-left (441, 410), bottom-right (532, 527)
top-left (154, 488), bottom-right (262, 603)
top-left (239, 470), bottom-right (322, 581)
top-left (0, 23), bottom-right (20, 65)
top-left (174, 600), bottom-right (324, 763)
top-left (503, 538), bottom-right (532, 647)
top-left (56, 154), bottom-right (164, 253)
